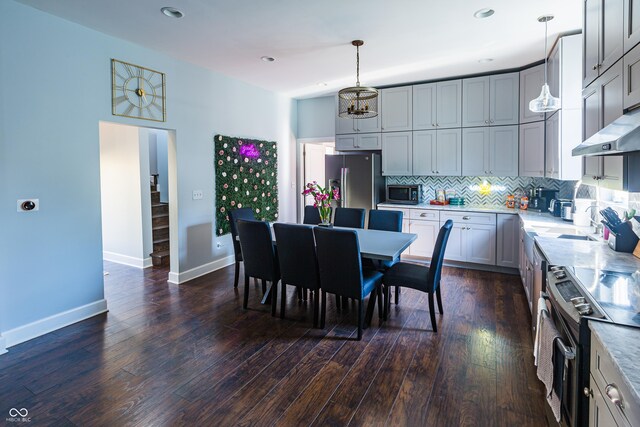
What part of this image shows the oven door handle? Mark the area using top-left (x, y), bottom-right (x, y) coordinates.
top-left (555, 337), bottom-right (575, 360)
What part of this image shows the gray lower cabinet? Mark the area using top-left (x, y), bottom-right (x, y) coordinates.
top-left (412, 129), bottom-right (462, 176)
top-left (519, 121), bottom-right (545, 177)
top-left (462, 126), bottom-right (518, 177)
top-left (462, 73), bottom-right (519, 127)
top-left (520, 65), bottom-right (547, 123)
top-left (381, 132), bottom-right (412, 176)
top-left (381, 86), bottom-right (412, 132)
top-left (440, 212), bottom-right (496, 265)
top-left (409, 219), bottom-right (439, 257)
top-left (496, 214), bottom-right (520, 268)
top-left (335, 133), bottom-right (381, 151)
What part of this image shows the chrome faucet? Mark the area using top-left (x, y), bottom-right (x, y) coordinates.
top-left (584, 205), bottom-right (602, 233)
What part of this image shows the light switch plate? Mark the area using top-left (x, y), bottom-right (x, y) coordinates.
top-left (17, 199), bottom-right (39, 212)
top-left (192, 190), bottom-right (204, 200)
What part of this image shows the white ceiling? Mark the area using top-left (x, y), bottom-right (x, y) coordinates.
top-left (17, 0), bottom-right (582, 98)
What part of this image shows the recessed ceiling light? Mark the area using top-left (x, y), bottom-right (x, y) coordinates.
top-left (474, 8), bottom-right (495, 18)
top-left (161, 7), bottom-right (183, 18)
top-left (478, 58), bottom-right (494, 63)
top-left (261, 56), bottom-right (275, 62)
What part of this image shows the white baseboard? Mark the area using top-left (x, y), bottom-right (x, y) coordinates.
top-left (2, 299), bottom-right (108, 351)
top-left (167, 255), bottom-right (235, 285)
top-left (103, 251), bottom-right (152, 268)
top-left (0, 335), bottom-right (6, 355)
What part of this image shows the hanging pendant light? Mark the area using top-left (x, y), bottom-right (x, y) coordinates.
top-left (338, 40), bottom-right (379, 119)
top-left (530, 15), bottom-right (561, 113)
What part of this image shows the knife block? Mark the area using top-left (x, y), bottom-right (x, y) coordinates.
top-left (607, 221), bottom-right (639, 253)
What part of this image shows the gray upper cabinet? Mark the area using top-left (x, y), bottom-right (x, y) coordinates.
top-left (437, 80), bottom-right (462, 128)
top-left (435, 129), bottom-right (462, 176)
top-left (519, 121), bottom-right (545, 177)
top-left (624, 0), bottom-right (640, 52)
top-left (412, 130), bottom-right (436, 175)
top-left (583, 0), bottom-right (624, 88)
top-left (462, 126), bottom-right (518, 176)
top-left (381, 87), bottom-right (412, 132)
top-left (462, 128), bottom-right (489, 175)
top-left (411, 129), bottom-right (462, 176)
top-left (381, 132), bottom-right (412, 175)
top-left (462, 77), bottom-right (491, 127)
top-left (413, 83), bottom-right (437, 130)
top-left (413, 80), bottom-right (462, 130)
top-left (463, 73), bottom-right (519, 127)
top-left (336, 116), bottom-right (356, 135)
top-left (520, 65), bottom-right (546, 123)
top-left (489, 125), bottom-right (519, 177)
top-left (490, 73), bottom-right (520, 126)
top-left (624, 41), bottom-right (640, 108)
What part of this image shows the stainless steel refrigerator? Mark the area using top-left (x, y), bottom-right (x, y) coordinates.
top-left (325, 153), bottom-right (385, 224)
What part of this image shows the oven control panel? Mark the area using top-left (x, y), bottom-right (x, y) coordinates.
top-left (547, 267), bottom-right (603, 324)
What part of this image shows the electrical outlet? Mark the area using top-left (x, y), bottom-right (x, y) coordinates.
top-left (192, 190), bottom-right (204, 200)
top-left (17, 199), bottom-right (39, 212)
top-left (216, 242), bottom-right (223, 248)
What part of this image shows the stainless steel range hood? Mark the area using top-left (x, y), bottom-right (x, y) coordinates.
top-left (572, 108), bottom-right (640, 156)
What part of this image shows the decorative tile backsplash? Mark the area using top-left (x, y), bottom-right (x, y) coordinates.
top-left (386, 176), bottom-right (576, 205)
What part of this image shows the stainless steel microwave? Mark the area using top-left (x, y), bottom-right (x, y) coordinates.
top-left (386, 185), bottom-right (422, 204)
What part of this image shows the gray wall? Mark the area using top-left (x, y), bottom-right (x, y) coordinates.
top-left (0, 1), bottom-right (296, 339)
top-left (296, 96), bottom-right (335, 139)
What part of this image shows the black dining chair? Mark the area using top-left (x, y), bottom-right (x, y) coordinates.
top-left (368, 209), bottom-right (404, 305)
top-left (382, 219), bottom-right (453, 332)
top-left (236, 219), bottom-right (280, 316)
top-left (228, 208), bottom-right (255, 288)
top-left (313, 227), bottom-right (382, 340)
top-left (273, 223), bottom-right (321, 326)
top-left (333, 207), bottom-right (366, 229)
top-left (303, 205), bottom-right (331, 225)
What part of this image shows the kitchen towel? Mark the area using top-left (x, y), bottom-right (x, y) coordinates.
top-left (533, 296), bottom-right (547, 366)
top-left (537, 312), bottom-right (562, 422)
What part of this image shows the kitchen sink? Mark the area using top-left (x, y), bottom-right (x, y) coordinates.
top-left (557, 234), bottom-right (597, 241)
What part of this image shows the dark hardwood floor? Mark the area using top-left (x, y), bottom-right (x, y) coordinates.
top-left (0, 262), bottom-right (548, 426)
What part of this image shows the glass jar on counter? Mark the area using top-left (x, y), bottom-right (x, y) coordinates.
top-left (520, 196), bottom-right (529, 210)
top-left (506, 194), bottom-right (515, 209)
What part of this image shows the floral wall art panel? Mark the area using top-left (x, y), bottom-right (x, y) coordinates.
top-left (214, 134), bottom-right (278, 236)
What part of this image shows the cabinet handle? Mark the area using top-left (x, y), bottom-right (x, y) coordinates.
top-left (592, 64), bottom-right (597, 70)
top-left (467, 227), bottom-right (472, 230)
top-left (432, 123), bottom-right (436, 127)
top-left (436, 171), bottom-right (439, 174)
top-left (490, 120), bottom-right (494, 124)
top-left (484, 120), bottom-right (489, 124)
top-left (583, 387), bottom-right (593, 398)
top-left (489, 170), bottom-right (493, 174)
top-left (605, 384), bottom-right (624, 410)
top-left (597, 63), bottom-right (602, 69)
top-left (462, 216), bottom-right (471, 220)
top-left (420, 213), bottom-right (428, 217)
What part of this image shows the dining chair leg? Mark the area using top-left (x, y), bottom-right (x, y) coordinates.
top-left (335, 294), bottom-right (341, 312)
top-left (313, 290), bottom-right (319, 328)
top-left (296, 286), bottom-right (302, 301)
top-left (243, 274), bottom-right (250, 309)
top-left (303, 288), bottom-right (308, 301)
top-left (234, 261), bottom-right (240, 288)
top-left (377, 287), bottom-right (383, 320)
top-left (271, 281), bottom-right (278, 317)
top-left (428, 293), bottom-right (437, 332)
top-left (280, 282), bottom-right (287, 319)
top-left (321, 291), bottom-right (327, 329)
top-left (357, 300), bottom-right (364, 341)
top-left (262, 279), bottom-right (267, 294)
top-left (384, 285), bottom-right (391, 321)
top-left (395, 286), bottom-right (400, 304)
top-left (365, 288), bottom-right (377, 328)
top-left (436, 287), bottom-right (444, 314)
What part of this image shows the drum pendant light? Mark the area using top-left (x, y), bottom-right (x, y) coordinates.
top-left (338, 40), bottom-right (379, 119)
top-left (529, 15), bottom-right (561, 113)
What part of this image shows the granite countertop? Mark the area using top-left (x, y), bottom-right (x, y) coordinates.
top-left (534, 237), bottom-right (640, 272)
top-left (589, 321), bottom-right (640, 406)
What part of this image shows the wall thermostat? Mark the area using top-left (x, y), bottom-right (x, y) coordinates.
top-left (17, 199), bottom-right (39, 212)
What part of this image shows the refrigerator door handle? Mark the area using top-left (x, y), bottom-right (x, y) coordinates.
top-left (341, 167), bottom-right (348, 208)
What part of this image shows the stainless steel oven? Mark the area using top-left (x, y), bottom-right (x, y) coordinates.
top-left (544, 267), bottom-right (605, 427)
